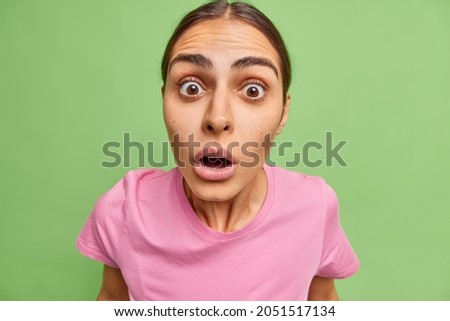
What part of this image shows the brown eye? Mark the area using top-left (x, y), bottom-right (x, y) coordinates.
top-left (247, 86), bottom-right (259, 97)
top-left (242, 83), bottom-right (265, 100)
top-left (187, 84), bottom-right (199, 95)
top-left (180, 81), bottom-right (205, 97)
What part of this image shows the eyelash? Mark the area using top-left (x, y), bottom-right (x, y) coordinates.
top-left (239, 79), bottom-right (268, 101)
top-left (177, 76), bottom-right (206, 98)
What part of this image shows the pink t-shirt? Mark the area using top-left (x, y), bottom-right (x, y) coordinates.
top-left (76, 165), bottom-right (359, 300)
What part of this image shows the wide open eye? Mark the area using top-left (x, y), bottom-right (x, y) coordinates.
top-left (179, 81), bottom-right (205, 97)
top-left (241, 83), bottom-right (266, 100)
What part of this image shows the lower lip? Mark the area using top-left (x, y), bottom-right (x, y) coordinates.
top-left (193, 162), bottom-right (236, 181)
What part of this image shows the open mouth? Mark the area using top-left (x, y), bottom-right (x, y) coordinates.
top-left (193, 146), bottom-right (236, 181)
top-left (200, 156), bottom-right (232, 168)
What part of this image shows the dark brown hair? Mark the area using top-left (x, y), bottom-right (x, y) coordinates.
top-left (161, 0), bottom-right (291, 104)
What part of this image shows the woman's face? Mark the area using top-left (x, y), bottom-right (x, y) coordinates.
top-left (163, 19), bottom-right (289, 202)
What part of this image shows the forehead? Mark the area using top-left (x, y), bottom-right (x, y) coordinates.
top-left (170, 19), bottom-right (281, 70)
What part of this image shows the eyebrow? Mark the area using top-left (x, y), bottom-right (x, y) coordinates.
top-left (169, 54), bottom-right (213, 71)
top-left (231, 56), bottom-right (279, 78)
top-left (169, 54), bottom-right (278, 78)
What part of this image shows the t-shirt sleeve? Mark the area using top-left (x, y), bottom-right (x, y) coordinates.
top-left (316, 181), bottom-right (360, 279)
top-left (75, 176), bottom-right (129, 268)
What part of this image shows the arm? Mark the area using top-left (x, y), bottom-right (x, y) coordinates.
top-left (307, 276), bottom-right (339, 301)
top-left (97, 265), bottom-right (130, 301)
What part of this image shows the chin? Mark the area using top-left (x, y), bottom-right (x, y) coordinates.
top-left (186, 178), bottom-right (241, 203)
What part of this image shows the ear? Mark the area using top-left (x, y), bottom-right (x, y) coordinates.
top-left (275, 93), bottom-right (290, 135)
top-left (161, 85), bottom-right (165, 99)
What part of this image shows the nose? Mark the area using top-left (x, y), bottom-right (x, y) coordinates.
top-left (202, 89), bottom-right (234, 135)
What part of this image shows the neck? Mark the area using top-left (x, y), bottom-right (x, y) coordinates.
top-left (184, 168), bottom-right (267, 233)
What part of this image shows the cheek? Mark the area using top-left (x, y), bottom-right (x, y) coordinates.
top-left (163, 112), bottom-right (177, 136)
top-left (163, 95), bottom-right (206, 133)
top-left (163, 99), bottom-right (189, 136)
top-left (163, 101), bottom-right (201, 156)
top-left (238, 108), bottom-right (282, 136)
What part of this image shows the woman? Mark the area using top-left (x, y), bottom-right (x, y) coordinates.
top-left (76, 0), bottom-right (359, 300)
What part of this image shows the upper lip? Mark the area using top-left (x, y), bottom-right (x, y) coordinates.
top-left (194, 145), bottom-right (237, 164)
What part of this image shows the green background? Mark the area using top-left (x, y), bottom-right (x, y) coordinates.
top-left (1, 0), bottom-right (449, 300)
